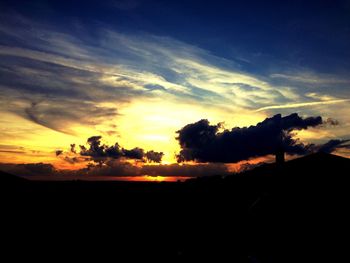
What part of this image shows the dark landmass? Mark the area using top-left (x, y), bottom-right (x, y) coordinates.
top-left (1, 152), bottom-right (350, 262)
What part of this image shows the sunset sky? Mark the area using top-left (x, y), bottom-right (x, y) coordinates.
top-left (1, 0), bottom-right (350, 179)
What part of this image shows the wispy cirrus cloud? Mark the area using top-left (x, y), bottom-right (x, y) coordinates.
top-left (270, 72), bottom-right (350, 85)
top-left (0, 14), bottom-right (294, 110)
top-left (255, 99), bottom-right (350, 112)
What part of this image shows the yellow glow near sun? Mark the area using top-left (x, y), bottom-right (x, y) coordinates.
top-left (0, 95), bottom-right (267, 169)
top-left (0, 111), bottom-right (87, 166)
top-left (295, 128), bottom-right (334, 143)
top-left (113, 98), bottom-right (266, 164)
top-left (144, 175), bottom-right (167, 182)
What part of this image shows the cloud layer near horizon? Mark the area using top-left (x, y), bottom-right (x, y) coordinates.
top-left (0, 161), bottom-right (231, 179)
top-left (1, 112), bottom-right (350, 178)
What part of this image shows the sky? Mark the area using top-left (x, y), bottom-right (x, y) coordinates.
top-left (0, 0), bottom-right (350, 180)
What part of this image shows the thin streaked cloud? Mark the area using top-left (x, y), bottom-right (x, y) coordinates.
top-left (255, 99), bottom-right (350, 112)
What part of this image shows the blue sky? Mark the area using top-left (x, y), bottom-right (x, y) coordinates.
top-left (2, 0), bottom-right (350, 72)
top-left (0, 0), bottom-right (350, 175)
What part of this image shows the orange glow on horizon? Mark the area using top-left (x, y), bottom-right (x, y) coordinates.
top-left (28, 175), bottom-right (193, 182)
top-left (121, 175), bottom-right (191, 182)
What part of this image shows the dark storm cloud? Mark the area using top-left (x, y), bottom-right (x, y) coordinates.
top-left (123, 147), bottom-right (144, 160)
top-left (79, 136), bottom-right (164, 163)
top-left (176, 113), bottom-right (323, 163)
top-left (316, 139), bottom-right (350, 154)
top-left (145, 151), bottom-right (164, 163)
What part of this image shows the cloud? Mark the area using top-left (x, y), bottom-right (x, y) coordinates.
top-left (0, 13), bottom-right (305, 119)
top-left (316, 139), bottom-right (350, 154)
top-left (83, 160), bottom-right (141, 177)
top-left (144, 84), bottom-right (167, 92)
top-left (0, 87), bottom-right (120, 135)
top-left (0, 144), bottom-right (25, 154)
top-left (0, 159), bottom-right (230, 178)
top-left (176, 113), bottom-right (323, 163)
top-left (55, 150), bottom-right (63, 156)
top-left (0, 162), bottom-right (56, 176)
top-left (123, 147), bottom-right (145, 160)
top-left (63, 156), bottom-right (83, 164)
top-left (324, 118), bottom-right (340, 126)
top-left (1, 14), bottom-right (349, 124)
top-left (0, 13), bottom-right (349, 118)
top-left (70, 144), bottom-right (77, 154)
top-left (1, 13), bottom-right (350, 165)
top-left (79, 135), bottom-right (164, 163)
top-left (22, 100), bottom-right (119, 135)
top-left (141, 163), bottom-right (229, 177)
top-left (145, 151), bottom-right (164, 163)
top-left (255, 99), bottom-right (350, 112)
top-left (74, 159), bottom-right (228, 178)
top-left (270, 72), bottom-right (350, 85)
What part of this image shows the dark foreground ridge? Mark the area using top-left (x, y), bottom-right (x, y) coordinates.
top-left (1, 152), bottom-right (350, 262)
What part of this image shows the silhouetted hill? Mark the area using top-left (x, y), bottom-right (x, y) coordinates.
top-left (229, 152), bottom-right (350, 211)
top-left (240, 151), bottom-right (350, 177)
top-left (2, 153), bottom-right (350, 262)
top-left (0, 170), bottom-right (27, 183)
